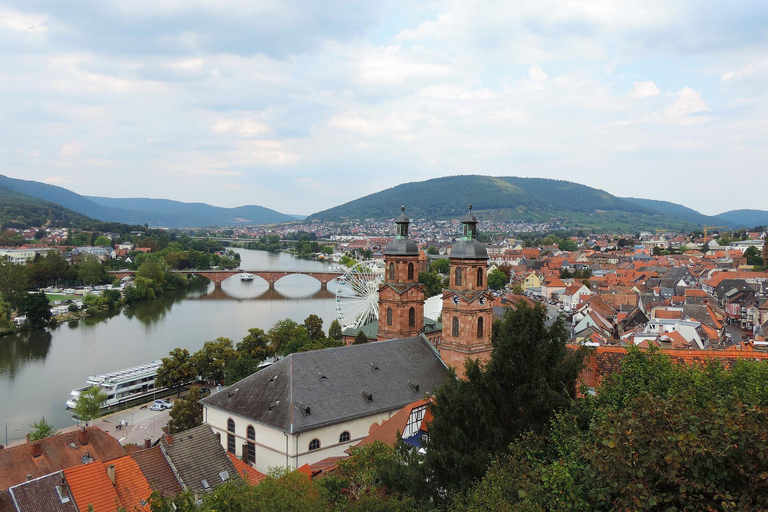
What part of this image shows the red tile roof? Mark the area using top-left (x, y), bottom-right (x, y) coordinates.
top-left (63, 461), bottom-right (120, 512)
top-left (354, 398), bottom-right (431, 450)
top-left (111, 455), bottom-right (152, 510)
top-left (227, 453), bottom-right (266, 486)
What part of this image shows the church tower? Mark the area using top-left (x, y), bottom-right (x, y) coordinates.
top-left (377, 207), bottom-right (426, 340)
top-left (440, 205), bottom-right (494, 378)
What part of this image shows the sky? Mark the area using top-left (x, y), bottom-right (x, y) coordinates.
top-left (1, 1), bottom-right (767, 216)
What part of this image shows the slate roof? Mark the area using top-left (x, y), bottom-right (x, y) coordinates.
top-left (130, 446), bottom-right (182, 498)
top-left (159, 425), bottom-right (240, 494)
top-left (384, 238), bottom-right (419, 256)
top-left (449, 239), bottom-right (488, 260)
top-left (0, 427), bottom-right (125, 491)
top-left (202, 336), bottom-right (449, 434)
top-left (6, 472), bottom-right (77, 512)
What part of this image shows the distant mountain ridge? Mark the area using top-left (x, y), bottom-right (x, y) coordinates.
top-left (309, 175), bottom-right (768, 231)
top-left (0, 174), bottom-right (298, 228)
top-left (0, 184), bottom-right (93, 229)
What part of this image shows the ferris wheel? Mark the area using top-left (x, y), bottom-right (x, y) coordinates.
top-left (335, 260), bottom-right (384, 329)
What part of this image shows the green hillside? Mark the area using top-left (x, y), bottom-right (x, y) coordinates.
top-left (309, 175), bottom-right (703, 232)
top-left (0, 185), bottom-right (93, 229)
top-left (715, 209), bottom-right (768, 228)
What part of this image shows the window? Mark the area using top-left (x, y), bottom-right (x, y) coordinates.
top-left (477, 317), bottom-right (484, 338)
top-left (246, 425), bottom-right (256, 464)
top-left (387, 307), bottom-right (392, 326)
top-left (455, 267), bottom-right (463, 287)
top-left (227, 419), bottom-right (236, 454)
top-left (389, 263), bottom-right (395, 280)
top-left (409, 307), bottom-right (416, 328)
top-left (408, 262), bottom-right (414, 280)
top-left (477, 267), bottom-right (483, 287)
top-left (452, 317), bottom-right (459, 337)
top-left (339, 431), bottom-right (351, 443)
top-left (309, 439), bottom-right (320, 451)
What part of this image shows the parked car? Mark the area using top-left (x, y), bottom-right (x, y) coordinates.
top-left (149, 403), bottom-right (165, 412)
top-left (153, 399), bottom-right (173, 410)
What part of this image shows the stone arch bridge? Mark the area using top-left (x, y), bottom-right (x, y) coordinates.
top-left (108, 269), bottom-right (344, 289)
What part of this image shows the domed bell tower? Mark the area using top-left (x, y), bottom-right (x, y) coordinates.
top-left (378, 207), bottom-right (426, 340)
top-left (440, 205), bottom-right (494, 378)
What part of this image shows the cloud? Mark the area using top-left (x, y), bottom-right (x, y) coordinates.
top-left (662, 87), bottom-right (710, 125)
top-left (628, 80), bottom-right (659, 99)
top-left (211, 114), bottom-right (271, 138)
top-left (528, 65), bottom-right (548, 82)
top-left (43, 175), bottom-right (73, 185)
top-left (0, 7), bottom-right (48, 33)
top-left (59, 140), bottom-right (85, 157)
top-left (168, 58), bottom-right (204, 71)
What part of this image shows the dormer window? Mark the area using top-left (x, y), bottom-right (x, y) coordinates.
top-left (362, 391), bottom-right (373, 402)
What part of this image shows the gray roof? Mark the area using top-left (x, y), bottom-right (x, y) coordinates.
top-left (384, 238), bottom-right (419, 256)
top-left (7, 472), bottom-right (77, 512)
top-left (450, 239), bottom-right (488, 260)
top-left (159, 425), bottom-right (240, 494)
top-left (201, 336), bottom-right (449, 434)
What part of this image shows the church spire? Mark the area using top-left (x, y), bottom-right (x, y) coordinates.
top-left (461, 204), bottom-right (478, 240)
top-left (396, 206), bottom-right (410, 239)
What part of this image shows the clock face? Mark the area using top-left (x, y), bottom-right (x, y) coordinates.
top-left (452, 295), bottom-right (460, 306)
top-left (479, 296), bottom-right (486, 306)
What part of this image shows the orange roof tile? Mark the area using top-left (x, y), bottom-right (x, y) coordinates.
top-left (655, 309), bottom-right (682, 320)
top-left (111, 455), bottom-right (153, 510)
top-left (228, 453), bottom-right (266, 485)
top-left (63, 461), bottom-right (120, 512)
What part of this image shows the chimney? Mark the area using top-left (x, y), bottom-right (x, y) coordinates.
top-left (106, 464), bottom-right (116, 485)
top-left (144, 438), bottom-right (151, 449)
top-left (31, 443), bottom-right (42, 458)
top-left (78, 428), bottom-right (89, 446)
top-left (164, 434), bottom-right (173, 446)
top-left (215, 432), bottom-right (221, 443)
top-left (26, 474), bottom-right (32, 481)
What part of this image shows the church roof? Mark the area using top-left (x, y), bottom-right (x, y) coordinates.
top-left (449, 239), bottom-right (488, 260)
top-left (201, 337), bottom-right (449, 434)
top-left (384, 238), bottom-right (419, 256)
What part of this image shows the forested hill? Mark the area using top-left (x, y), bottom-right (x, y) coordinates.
top-left (0, 185), bottom-right (93, 229)
top-left (0, 174), bottom-right (298, 228)
top-left (308, 175), bottom-right (701, 232)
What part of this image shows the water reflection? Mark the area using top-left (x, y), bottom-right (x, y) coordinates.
top-left (0, 330), bottom-right (52, 379)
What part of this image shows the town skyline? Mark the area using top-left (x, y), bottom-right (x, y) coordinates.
top-left (2, 1), bottom-right (768, 215)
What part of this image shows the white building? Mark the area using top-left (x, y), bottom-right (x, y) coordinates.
top-left (201, 336), bottom-right (449, 473)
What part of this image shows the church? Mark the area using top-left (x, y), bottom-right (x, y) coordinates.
top-left (202, 207), bottom-right (494, 472)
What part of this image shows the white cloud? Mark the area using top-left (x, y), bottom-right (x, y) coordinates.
top-left (628, 80), bottom-right (659, 99)
top-left (0, 7), bottom-right (48, 33)
top-left (59, 140), bottom-right (85, 157)
top-left (211, 114), bottom-right (271, 137)
top-left (168, 58), bottom-right (205, 71)
top-left (528, 65), bottom-right (548, 82)
top-left (662, 87), bottom-right (710, 125)
top-left (43, 175), bottom-right (73, 184)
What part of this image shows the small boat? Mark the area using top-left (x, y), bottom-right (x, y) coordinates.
top-left (240, 273), bottom-right (255, 282)
top-left (66, 361), bottom-right (165, 410)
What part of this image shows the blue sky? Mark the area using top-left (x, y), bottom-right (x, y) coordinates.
top-left (1, 1), bottom-right (767, 215)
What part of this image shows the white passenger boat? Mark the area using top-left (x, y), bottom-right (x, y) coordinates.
top-left (65, 361), bottom-right (165, 410)
top-left (240, 273), bottom-right (255, 281)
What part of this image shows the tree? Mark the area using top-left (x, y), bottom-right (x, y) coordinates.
top-left (74, 386), bottom-right (107, 424)
top-left (157, 348), bottom-right (195, 396)
top-left (745, 245), bottom-right (765, 267)
top-left (268, 319), bottom-right (308, 355)
top-left (425, 303), bottom-right (585, 495)
top-left (558, 239), bottom-right (578, 252)
top-left (0, 260), bottom-right (28, 310)
top-left (137, 257), bottom-right (166, 288)
top-left (418, 271), bottom-right (445, 297)
top-left (166, 387), bottom-right (204, 434)
top-left (29, 417), bottom-right (57, 441)
top-left (354, 330), bottom-right (369, 345)
top-left (19, 292), bottom-right (52, 328)
top-left (486, 268), bottom-right (508, 291)
top-left (328, 319), bottom-right (343, 341)
top-left (93, 235), bottom-right (112, 247)
top-left (429, 258), bottom-right (450, 274)
top-left (303, 314), bottom-right (325, 341)
top-left (236, 328), bottom-right (273, 361)
top-left (511, 284), bottom-right (524, 295)
top-left (193, 337), bottom-right (237, 384)
top-left (426, 246), bottom-right (439, 255)
top-left (0, 295), bottom-right (13, 331)
top-left (224, 354), bottom-right (262, 385)
top-left (78, 255), bottom-right (103, 285)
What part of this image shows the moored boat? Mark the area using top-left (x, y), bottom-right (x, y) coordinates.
top-left (240, 272), bottom-right (255, 281)
top-left (66, 361), bottom-right (165, 410)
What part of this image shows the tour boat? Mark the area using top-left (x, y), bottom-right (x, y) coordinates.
top-left (65, 361), bottom-right (165, 410)
top-left (240, 273), bottom-right (255, 281)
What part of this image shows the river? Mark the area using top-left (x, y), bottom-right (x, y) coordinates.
top-left (0, 249), bottom-right (341, 443)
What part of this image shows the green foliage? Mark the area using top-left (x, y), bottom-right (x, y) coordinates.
top-left (429, 258), bottom-right (449, 274)
top-left (268, 319), bottom-right (310, 356)
top-left (93, 235), bottom-right (112, 247)
top-left (486, 268), bottom-right (508, 290)
top-left (303, 314), bottom-right (325, 341)
top-left (19, 291), bottom-right (52, 328)
top-left (0, 184), bottom-right (93, 229)
top-left (236, 327), bottom-right (274, 361)
top-left (28, 417), bottom-right (58, 441)
top-left (426, 303), bottom-right (585, 496)
top-left (123, 276), bottom-right (157, 303)
top-left (0, 260), bottom-right (28, 310)
top-left (426, 246), bottom-right (439, 255)
top-left (511, 284), bottom-right (524, 295)
top-left (557, 239), bottom-right (578, 252)
top-left (167, 387), bottom-right (203, 434)
top-left (745, 245), bottom-right (765, 267)
top-left (224, 354), bottom-right (262, 385)
top-left (193, 337), bottom-right (237, 384)
top-left (137, 258), bottom-right (166, 288)
top-left (354, 330), bottom-right (369, 345)
top-left (418, 271), bottom-right (445, 298)
top-left (328, 319), bottom-right (343, 341)
top-left (156, 348), bottom-right (195, 396)
top-left (74, 386), bottom-right (107, 424)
